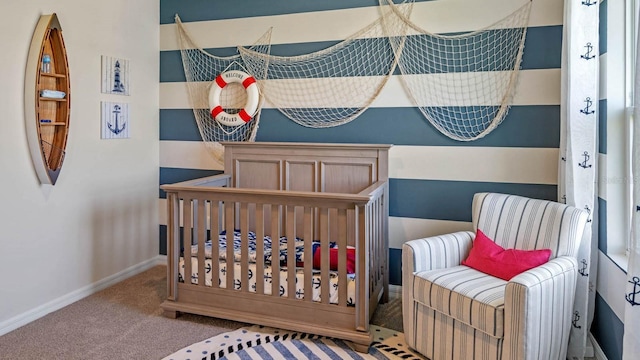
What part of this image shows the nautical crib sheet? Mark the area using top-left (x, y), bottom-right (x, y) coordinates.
top-left (178, 257), bottom-right (356, 305)
top-left (189, 230), bottom-right (336, 265)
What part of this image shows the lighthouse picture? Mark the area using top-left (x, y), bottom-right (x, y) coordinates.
top-left (101, 55), bottom-right (130, 95)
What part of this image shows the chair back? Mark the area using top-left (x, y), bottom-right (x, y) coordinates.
top-left (472, 192), bottom-right (589, 258)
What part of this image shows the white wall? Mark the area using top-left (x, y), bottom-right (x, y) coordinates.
top-left (0, 0), bottom-right (159, 333)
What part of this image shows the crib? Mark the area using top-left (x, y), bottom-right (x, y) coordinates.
top-left (160, 142), bottom-right (390, 351)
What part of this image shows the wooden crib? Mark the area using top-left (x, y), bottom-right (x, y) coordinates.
top-left (161, 142), bottom-right (390, 351)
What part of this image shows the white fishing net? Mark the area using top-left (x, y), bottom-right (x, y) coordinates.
top-left (381, 0), bottom-right (532, 141)
top-left (236, 2), bottom-right (413, 128)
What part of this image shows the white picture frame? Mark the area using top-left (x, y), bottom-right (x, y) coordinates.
top-left (101, 55), bottom-right (130, 95)
top-left (101, 102), bottom-right (130, 139)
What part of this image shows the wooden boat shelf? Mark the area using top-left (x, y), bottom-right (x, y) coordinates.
top-left (24, 13), bottom-right (71, 185)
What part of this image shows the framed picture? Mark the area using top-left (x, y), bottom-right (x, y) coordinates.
top-left (101, 55), bottom-right (130, 95)
top-left (101, 102), bottom-right (130, 139)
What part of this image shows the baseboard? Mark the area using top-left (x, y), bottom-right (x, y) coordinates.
top-left (156, 254), bottom-right (167, 265)
top-left (589, 332), bottom-right (608, 360)
top-left (0, 255), bottom-right (163, 336)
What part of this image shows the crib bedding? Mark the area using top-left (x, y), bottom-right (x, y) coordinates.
top-left (189, 230), bottom-right (349, 268)
top-left (189, 230), bottom-right (304, 263)
top-left (178, 257), bottom-right (356, 305)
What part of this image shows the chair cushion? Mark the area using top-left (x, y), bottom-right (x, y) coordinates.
top-left (413, 266), bottom-right (507, 338)
top-left (462, 229), bottom-right (552, 280)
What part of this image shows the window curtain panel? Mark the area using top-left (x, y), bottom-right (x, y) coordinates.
top-left (624, 5), bottom-right (640, 357)
top-left (559, 1), bottom-right (599, 359)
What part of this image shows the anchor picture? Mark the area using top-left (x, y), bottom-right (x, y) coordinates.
top-left (107, 104), bottom-right (126, 135)
top-left (101, 101), bottom-right (130, 139)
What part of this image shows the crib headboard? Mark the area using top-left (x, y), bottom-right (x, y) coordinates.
top-left (221, 142), bottom-right (391, 193)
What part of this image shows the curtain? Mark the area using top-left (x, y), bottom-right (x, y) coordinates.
top-left (624, 4), bottom-right (640, 357)
top-left (560, 1), bottom-right (599, 359)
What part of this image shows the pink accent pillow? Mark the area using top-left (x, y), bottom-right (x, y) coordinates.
top-left (313, 247), bottom-right (356, 274)
top-left (461, 229), bottom-right (552, 281)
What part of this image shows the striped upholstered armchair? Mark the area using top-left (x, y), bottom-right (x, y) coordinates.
top-left (402, 192), bottom-right (589, 360)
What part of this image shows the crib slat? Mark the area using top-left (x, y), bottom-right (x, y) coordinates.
top-left (286, 206), bottom-right (296, 300)
top-left (320, 208), bottom-right (329, 305)
top-left (184, 198), bottom-right (193, 286)
top-left (167, 193), bottom-right (179, 300)
top-left (240, 202), bottom-right (249, 293)
top-left (271, 204), bottom-right (280, 298)
top-left (225, 201), bottom-right (235, 290)
top-left (337, 208), bottom-right (348, 307)
top-left (303, 207), bottom-right (313, 302)
top-left (256, 204), bottom-right (265, 295)
top-left (197, 199), bottom-right (206, 287)
top-left (211, 200), bottom-right (220, 289)
top-left (356, 205), bottom-right (369, 331)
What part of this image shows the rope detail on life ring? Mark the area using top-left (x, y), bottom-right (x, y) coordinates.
top-left (209, 70), bottom-right (259, 127)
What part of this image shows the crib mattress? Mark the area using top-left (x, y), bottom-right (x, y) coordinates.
top-left (179, 257), bottom-right (356, 305)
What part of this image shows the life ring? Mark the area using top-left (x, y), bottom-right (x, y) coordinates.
top-left (209, 70), bottom-right (259, 127)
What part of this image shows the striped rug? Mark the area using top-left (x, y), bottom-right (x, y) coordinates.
top-left (163, 324), bottom-right (423, 360)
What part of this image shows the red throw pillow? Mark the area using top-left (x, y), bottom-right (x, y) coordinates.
top-left (461, 229), bottom-right (551, 281)
top-left (313, 247), bottom-right (356, 274)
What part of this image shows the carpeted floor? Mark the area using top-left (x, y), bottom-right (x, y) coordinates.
top-left (0, 265), bottom-right (406, 360)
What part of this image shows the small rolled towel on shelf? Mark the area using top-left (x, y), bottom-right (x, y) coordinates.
top-left (40, 90), bottom-right (66, 99)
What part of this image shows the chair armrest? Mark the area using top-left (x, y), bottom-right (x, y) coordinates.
top-left (503, 256), bottom-right (579, 360)
top-left (401, 231), bottom-right (474, 349)
top-left (402, 231), bottom-right (475, 274)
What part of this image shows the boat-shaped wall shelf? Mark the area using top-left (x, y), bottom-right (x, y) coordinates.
top-left (24, 13), bottom-right (71, 185)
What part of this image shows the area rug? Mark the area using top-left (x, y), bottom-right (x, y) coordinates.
top-left (162, 324), bottom-right (424, 360)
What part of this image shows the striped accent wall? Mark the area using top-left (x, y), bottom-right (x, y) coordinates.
top-left (159, 0), bottom-right (563, 285)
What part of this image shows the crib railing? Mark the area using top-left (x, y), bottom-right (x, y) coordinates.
top-left (163, 175), bottom-right (388, 330)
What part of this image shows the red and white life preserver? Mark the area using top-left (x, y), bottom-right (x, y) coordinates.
top-left (208, 70), bottom-right (259, 127)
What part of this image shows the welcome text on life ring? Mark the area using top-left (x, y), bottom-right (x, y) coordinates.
top-left (209, 70), bottom-right (259, 127)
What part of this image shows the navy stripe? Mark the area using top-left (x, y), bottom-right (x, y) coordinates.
top-left (592, 292), bottom-right (623, 360)
top-left (159, 167), bottom-right (224, 198)
top-left (389, 248), bottom-right (401, 286)
top-left (159, 171), bottom-right (556, 219)
top-left (597, 197), bottom-right (607, 254)
top-left (389, 178), bottom-right (557, 222)
top-left (599, 99), bottom-right (607, 154)
top-left (161, 106), bottom-right (560, 148)
top-left (159, 224), bottom-right (168, 256)
top-left (159, 26), bottom-right (561, 82)
top-left (160, 0), bottom-right (435, 24)
top-left (599, 0), bottom-right (607, 55)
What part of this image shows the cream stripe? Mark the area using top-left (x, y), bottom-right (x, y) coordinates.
top-left (598, 153), bottom-right (607, 200)
top-left (160, 142), bottom-right (558, 184)
top-left (160, 0), bottom-right (562, 51)
top-left (596, 251), bottom-right (627, 321)
top-left (159, 69), bottom-right (561, 109)
top-left (390, 146), bottom-right (558, 184)
top-left (160, 140), bottom-right (224, 170)
top-left (599, 53), bottom-right (607, 100)
top-left (389, 217), bottom-right (472, 249)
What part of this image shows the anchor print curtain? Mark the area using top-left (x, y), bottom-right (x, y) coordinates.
top-left (624, 4), bottom-right (640, 357)
top-left (559, 1), bottom-right (598, 358)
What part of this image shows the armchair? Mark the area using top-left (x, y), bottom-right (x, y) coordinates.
top-left (402, 192), bottom-right (589, 360)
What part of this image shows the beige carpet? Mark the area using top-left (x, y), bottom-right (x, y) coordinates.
top-left (0, 265), bottom-right (406, 360)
